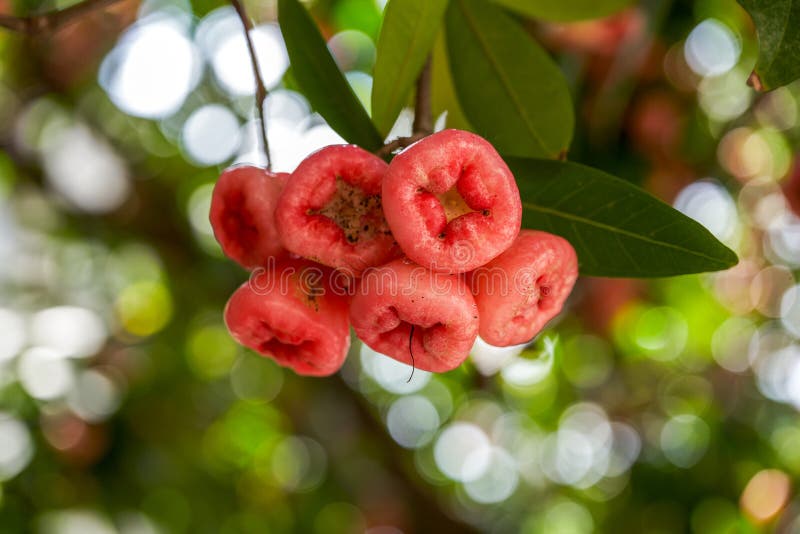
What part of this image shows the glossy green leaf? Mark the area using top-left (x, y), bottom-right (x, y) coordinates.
top-left (431, 30), bottom-right (473, 131)
top-left (278, 0), bottom-right (383, 150)
top-left (507, 158), bottom-right (739, 277)
top-left (737, 0), bottom-right (800, 90)
top-left (491, 0), bottom-right (632, 22)
top-left (445, 0), bottom-right (573, 159)
top-left (372, 0), bottom-right (449, 136)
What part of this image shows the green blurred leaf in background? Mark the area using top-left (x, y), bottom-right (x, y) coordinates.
top-left (492, 0), bottom-right (633, 21)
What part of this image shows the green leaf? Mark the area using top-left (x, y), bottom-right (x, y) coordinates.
top-left (445, 0), bottom-right (574, 159)
top-left (737, 0), bottom-right (800, 90)
top-left (507, 158), bottom-right (739, 277)
top-left (491, 0), bottom-right (632, 22)
top-left (431, 30), bottom-right (473, 131)
top-left (278, 0), bottom-right (383, 150)
top-left (372, 0), bottom-right (449, 136)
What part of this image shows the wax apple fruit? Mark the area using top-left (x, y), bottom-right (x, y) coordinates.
top-left (276, 145), bottom-right (400, 277)
top-left (382, 129), bottom-right (522, 273)
top-left (350, 258), bottom-right (479, 372)
top-left (209, 165), bottom-right (288, 270)
top-left (224, 259), bottom-right (351, 376)
top-left (470, 230), bottom-right (578, 346)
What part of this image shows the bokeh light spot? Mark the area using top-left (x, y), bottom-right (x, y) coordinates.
top-left (463, 447), bottom-right (519, 504)
top-left (182, 104), bottom-right (241, 166)
top-left (0, 414), bottom-right (33, 481)
top-left (674, 181), bottom-right (738, 244)
top-left (115, 281), bottom-right (173, 337)
top-left (740, 469), bottom-right (791, 524)
top-left (360, 344), bottom-right (431, 394)
top-left (0, 308), bottom-right (26, 363)
top-left (660, 414), bottom-right (710, 468)
top-left (17, 347), bottom-right (74, 401)
top-left (100, 14), bottom-right (201, 118)
top-left (212, 23), bottom-right (288, 96)
top-left (230, 354), bottom-right (283, 403)
top-left (30, 306), bottom-right (106, 359)
top-left (684, 19), bottom-right (740, 77)
top-left (386, 395), bottom-right (440, 449)
top-left (187, 324), bottom-right (238, 380)
top-left (271, 436), bottom-right (327, 492)
top-left (434, 423), bottom-right (492, 482)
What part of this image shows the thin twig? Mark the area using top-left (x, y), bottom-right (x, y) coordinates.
top-left (230, 0), bottom-right (272, 170)
top-left (0, 0), bottom-right (124, 34)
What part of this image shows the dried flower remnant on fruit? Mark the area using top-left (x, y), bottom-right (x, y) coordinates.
top-left (276, 145), bottom-right (401, 276)
top-left (383, 129), bottom-right (522, 273)
top-left (310, 177), bottom-right (389, 245)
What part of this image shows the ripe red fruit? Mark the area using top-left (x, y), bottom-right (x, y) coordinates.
top-left (224, 259), bottom-right (351, 376)
top-left (350, 258), bottom-right (479, 372)
top-left (209, 165), bottom-right (289, 270)
top-left (382, 129), bottom-right (522, 273)
top-left (275, 145), bottom-right (400, 277)
top-left (470, 230), bottom-right (578, 346)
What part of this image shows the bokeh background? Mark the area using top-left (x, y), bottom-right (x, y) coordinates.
top-left (1, 0), bottom-right (800, 532)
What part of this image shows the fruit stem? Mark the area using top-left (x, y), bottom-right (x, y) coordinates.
top-left (230, 0), bottom-right (273, 171)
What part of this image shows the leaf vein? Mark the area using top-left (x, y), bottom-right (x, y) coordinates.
top-left (523, 202), bottom-right (729, 266)
top-left (457, 0), bottom-right (551, 155)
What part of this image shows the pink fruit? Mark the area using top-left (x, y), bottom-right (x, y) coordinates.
top-left (224, 259), bottom-right (351, 376)
top-left (382, 129), bottom-right (522, 273)
top-left (470, 230), bottom-right (578, 346)
top-left (275, 145), bottom-right (401, 277)
top-left (350, 258), bottom-right (479, 372)
top-left (209, 165), bottom-right (289, 270)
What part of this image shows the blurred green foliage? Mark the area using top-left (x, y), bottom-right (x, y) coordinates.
top-left (0, 0), bottom-right (799, 533)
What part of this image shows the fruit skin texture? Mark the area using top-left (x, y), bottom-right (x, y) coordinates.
top-left (210, 165), bottom-right (289, 270)
top-left (276, 145), bottom-right (400, 277)
top-left (224, 259), bottom-right (351, 376)
top-left (470, 230), bottom-right (578, 346)
top-left (350, 258), bottom-right (479, 372)
top-left (382, 129), bottom-right (522, 274)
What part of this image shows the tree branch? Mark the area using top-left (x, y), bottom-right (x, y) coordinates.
top-left (412, 55), bottom-right (433, 136)
top-left (0, 0), bottom-right (124, 34)
top-left (230, 0), bottom-right (272, 170)
top-left (374, 132), bottom-right (427, 158)
top-left (376, 54), bottom-right (434, 158)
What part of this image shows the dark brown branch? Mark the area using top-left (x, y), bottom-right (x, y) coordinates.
top-left (230, 0), bottom-right (272, 170)
top-left (375, 55), bottom-right (434, 157)
top-left (412, 56), bottom-right (433, 135)
top-left (0, 0), bottom-right (124, 34)
top-left (374, 132), bottom-right (427, 158)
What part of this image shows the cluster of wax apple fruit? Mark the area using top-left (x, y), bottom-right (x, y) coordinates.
top-left (211, 129), bottom-right (578, 376)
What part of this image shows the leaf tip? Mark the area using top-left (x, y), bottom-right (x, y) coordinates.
top-left (721, 247), bottom-right (740, 269)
